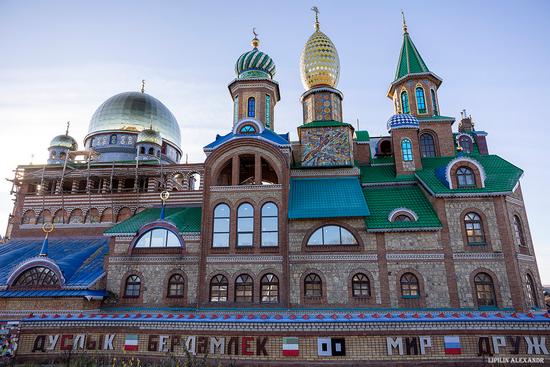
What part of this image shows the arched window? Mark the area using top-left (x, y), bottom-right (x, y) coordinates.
top-left (148, 147), bottom-right (155, 155)
top-left (37, 210), bottom-right (52, 224)
top-left (209, 275), bottom-right (228, 302)
top-left (21, 210), bottom-right (35, 225)
top-left (260, 273), bottom-right (279, 303)
top-left (352, 273), bottom-right (371, 298)
top-left (401, 138), bottom-right (413, 162)
top-left (457, 167), bottom-right (476, 188)
top-left (235, 274), bottom-right (253, 302)
top-left (84, 208), bottom-right (100, 223)
top-left (212, 204), bottom-right (230, 248)
top-left (53, 209), bottom-right (67, 224)
top-left (474, 273), bottom-right (496, 307)
top-left (261, 202), bottom-right (278, 247)
top-left (247, 97), bottom-right (255, 117)
top-left (239, 125), bottom-right (256, 134)
top-left (134, 228), bottom-right (181, 248)
top-left (304, 273), bottom-right (322, 299)
top-left (139, 146), bottom-right (145, 154)
top-left (400, 273), bottom-right (419, 298)
top-left (394, 214), bottom-right (413, 222)
top-left (513, 215), bottom-right (526, 247)
top-left (307, 225), bottom-right (358, 246)
top-left (430, 89), bottom-right (439, 116)
top-left (110, 134), bottom-right (117, 145)
top-left (464, 212), bottom-right (485, 245)
top-left (420, 133), bottom-right (436, 157)
top-left (525, 274), bottom-right (539, 308)
top-left (233, 95), bottom-right (239, 124)
top-left (379, 140), bottom-right (392, 156)
top-left (124, 275), bottom-right (141, 298)
top-left (400, 91), bottom-right (410, 114)
top-left (13, 266), bottom-right (60, 288)
top-left (459, 136), bottom-right (473, 153)
top-left (188, 173), bottom-right (200, 191)
top-left (167, 274), bottom-right (185, 298)
top-left (69, 209), bottom-right (83, 224)
top-left (237, 203), bottom-right (254, 247)
top-left (265, 94), bottom-right (271, 128)
top-left (116, 207), bottom-right (132, 222)
top-left (415, 87), bottom-right (426, 114)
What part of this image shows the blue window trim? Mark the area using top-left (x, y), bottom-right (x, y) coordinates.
top-left (247, 97), bottom-right (255, 118)
top-left (401, 138), bottom-right (413, 162)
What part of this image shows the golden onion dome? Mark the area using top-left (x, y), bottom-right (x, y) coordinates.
top-left (300, 10), bottom-right (340, 90)
top-left (137, 127), bottom-right (162, 146)
top-left (49, 134), bottom-right (78, 151)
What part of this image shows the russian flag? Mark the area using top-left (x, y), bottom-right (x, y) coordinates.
top-left (282, 337), bottom-right (299, 356)
top-left (444, 336), bottom-right (461, 355)
top-left (124, 334), bottom-right (139, 351)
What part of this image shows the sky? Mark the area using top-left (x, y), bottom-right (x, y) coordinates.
top-left (0, 0), bottom-right (549, 282)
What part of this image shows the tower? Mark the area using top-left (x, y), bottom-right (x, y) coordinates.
top-left (47, 122), bottom-right (78, 165)
top-left (298, 7), bottom-right (354, 167)
top-left (229, 31), bottom-right (280, 131)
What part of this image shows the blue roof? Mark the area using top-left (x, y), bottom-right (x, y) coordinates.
top-left (204, 129), bottom-right (290, 151)
top-left (289, 177), bottom-right (370, 219)
top-left (387, 114), bottom-right (419, 131)
top-left (0, 290), bottom-right (106, 298)
top-left (0, 237), bottom-right (107, 288)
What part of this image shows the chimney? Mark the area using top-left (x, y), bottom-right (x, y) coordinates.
top-left (459, 109), bottom-right (474, 133)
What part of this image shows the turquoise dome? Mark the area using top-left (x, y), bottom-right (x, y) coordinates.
top-left (235, 39), bottom-right (276, 79)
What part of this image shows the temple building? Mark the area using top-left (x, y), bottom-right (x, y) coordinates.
top-left (0, 10), bottom-right (548, 366)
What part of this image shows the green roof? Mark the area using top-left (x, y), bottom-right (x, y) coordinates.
top-left (417, 115), bottom-right (455, 122)
top-left (104, 206), bottom-right (202, 235)
top-left (359, 165), bottom-right (415, 184)
top-left (289, 177), bottom-right (370, 219)
top-left (298, 120), bottom-right (353, 129)
top-left (416, 155), bottom-right (523, 196)
top-left (363, 185), bottom-right (441, 231)
top-left (370, 156), bottom-right (395, 165)
top-left (395, 31), bottom-right (430, 81)
top-left (355, 130), bottom-right (370, 142)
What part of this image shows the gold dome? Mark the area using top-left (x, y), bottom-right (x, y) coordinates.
top-left (300, 9), bottom-right (340, 90)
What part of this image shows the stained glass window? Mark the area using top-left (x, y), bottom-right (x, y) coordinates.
top-left (401, 138), bottom-right (413, 161)
top-left (247, 97), bottom-right (255, 117)
top-left (239, 125), bottom-right (256, 134)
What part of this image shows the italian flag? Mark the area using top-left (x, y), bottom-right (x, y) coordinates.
top-left (282, 337), bottom-right (299, 356)
top-left (124, 334), bottom-right (139, 351)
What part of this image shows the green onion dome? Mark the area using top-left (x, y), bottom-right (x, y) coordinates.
top-left (235, 37), bottom-right (276, 80)
top-left (137, 127), bottom-right (162, 146)
top-left (49, 134), bottom-right (78, 151)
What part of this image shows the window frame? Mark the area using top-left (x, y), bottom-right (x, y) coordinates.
top-left (237, 203), bottom-right (254, 247)
top-left (260, 273), bottom-right (279, 303)
top-left (209, 274), bottom-right (228, 303)
top-left (419, 133), bottom-right (436, 158)
top-left (306, 225), bottom-right (358, 246)
top-left (261, 202), bottom-right (278, 247)
top-left (400, 91), bottom-right (410, 114)
top-left (464, 212), bottom-right (486, 245)
top-left (401, 138), bottom-right (413, 162)
top-left (474, 272), bottom-right (497, 308)
top-left (456, 166), bottom-right (476, 188)
top-left (352, 273), bottom-right (371, 298)
top-left (167, 274), bottom-right (185, 298)
top-left (12, 266), bottom-right (60, 289)
top-left (525, 273), bottom-right (539, 308)
top-left (212, 203), bottom-right (230, 248)
top-left (304, 273), bottom-right (323, 300)
top-left (430, 89), bottom-right (439, 116)
top-left (234, 274), bottom-right (254, 303)
top-left (513, 215), bottom-right (526, 247)
top-left (415, 87), bottom-right (427, 114)
top-left (400, 272), bottom-right (420, 299)
top-left (247, 97), bottom-right (255, 118)
top-left (124, 275), bottom-right (141, 298)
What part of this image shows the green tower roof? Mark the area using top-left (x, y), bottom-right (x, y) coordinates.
top-left (394, 30), bottom-right (430, 81)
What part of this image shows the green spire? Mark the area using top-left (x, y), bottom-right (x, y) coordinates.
top-left (394, 21), bottom-right (430, 81)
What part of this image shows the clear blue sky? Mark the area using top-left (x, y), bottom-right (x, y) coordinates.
top-left (1, 1), bottom-right (549, 282)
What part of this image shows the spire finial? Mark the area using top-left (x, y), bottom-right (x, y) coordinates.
top-left (251, 27), bottom-right (260, 48)
top-left (311, 6), bottom-right (320, 31)
top-left (65, 121), bottom-right (70, 136)
top-left (401, 10), bottom-right (408, 33)
top-left (141, 79), bottom-right (145, 93)
top-left (159, 191), bottom-right (170, 220)
top-left (39, 223), bottom-right (54, 257)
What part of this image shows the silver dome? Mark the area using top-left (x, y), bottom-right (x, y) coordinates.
top-left (49, 134), bottom-right (78, 150)
top-left (87, 91), bottom-right (181, 149)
